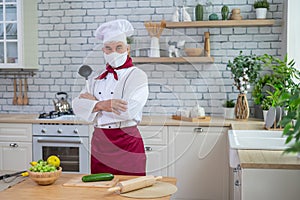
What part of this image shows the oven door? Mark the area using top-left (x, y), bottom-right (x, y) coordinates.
top-left (33, 136), bottom-right (89, 174)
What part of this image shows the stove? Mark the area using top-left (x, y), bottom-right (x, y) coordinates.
top-left (33, 109), bottom-right (90, 174)
top-left (38, 109), bottom-right (74, 119)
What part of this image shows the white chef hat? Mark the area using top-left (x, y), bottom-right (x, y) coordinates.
top-left (95, 19), bottom-right (134, 44)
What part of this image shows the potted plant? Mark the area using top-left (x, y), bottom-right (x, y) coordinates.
top-left (261, 97), bottom-right (272, 122)
top-left (223, 99), bottom-right (235, 119)
top-left (252, 54), bottom-right (300, 119)
top-left (227, 51), bottom-right (262, 119)
top-left (253, 0), bottom-right (270, 19)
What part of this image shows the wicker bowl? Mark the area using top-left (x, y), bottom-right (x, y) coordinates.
top-left (184, 48), bottom-right (203, 57)
top-left (28, 167), bottom-right (62, 186)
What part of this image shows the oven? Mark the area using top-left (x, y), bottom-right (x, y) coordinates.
top-left (32, 123), bottom-right (90, 174)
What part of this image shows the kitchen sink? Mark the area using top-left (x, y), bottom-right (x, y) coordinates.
top-left (228, 130), bottom-right (294, 150)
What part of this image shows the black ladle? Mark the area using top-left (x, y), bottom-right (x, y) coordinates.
top-left (78, 65), bottom-right (93, 93)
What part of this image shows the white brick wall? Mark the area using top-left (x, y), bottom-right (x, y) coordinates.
top-left (0, 0), bottom-right (285, 118)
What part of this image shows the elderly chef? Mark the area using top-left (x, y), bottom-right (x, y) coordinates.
top-left (72, 19), bottom-right (149, 176)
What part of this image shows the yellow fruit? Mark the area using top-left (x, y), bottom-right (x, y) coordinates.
top-left (47, 155), bottom-right (60, 167)
top-left (21, 172), bottom-right (29, 177)
top-left (30, 161), bottom-right (38, 166)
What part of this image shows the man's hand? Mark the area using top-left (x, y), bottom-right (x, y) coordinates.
top-left (93, 99), bottom-right (128, 115)
top-left (79, 92), bottom-right (97, 101)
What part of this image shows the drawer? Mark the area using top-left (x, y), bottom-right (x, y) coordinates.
top-left (0, 123), bottom-right (32, 142)
top-left (138, 126), bottom-right (167, 145)
top-left (170, 126), bottom-right (228, 135)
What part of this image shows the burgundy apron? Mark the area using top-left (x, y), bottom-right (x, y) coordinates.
top-left (91, 126), bottom-right (146, 176)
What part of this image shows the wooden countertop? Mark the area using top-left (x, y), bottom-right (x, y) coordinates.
top-left (0, 174), bottom-right (177, 200)
top-left (0, 113), bottom-right (262, 127)
top-left (0, 113), bottom-right (298, 169)
top-left (238, 150), bottom-right (300, 170)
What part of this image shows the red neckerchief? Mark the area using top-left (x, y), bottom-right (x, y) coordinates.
top-left (96, 56), bottom-right (133, 81)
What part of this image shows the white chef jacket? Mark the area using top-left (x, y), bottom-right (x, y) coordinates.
top-left (72, 66), bottom-right (149, 127)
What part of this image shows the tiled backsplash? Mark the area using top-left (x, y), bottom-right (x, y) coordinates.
top-left (0, 0), bottom-right (285, 117)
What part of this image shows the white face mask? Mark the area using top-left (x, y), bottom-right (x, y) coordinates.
top-left (104, 51), bottom-right (128, 68)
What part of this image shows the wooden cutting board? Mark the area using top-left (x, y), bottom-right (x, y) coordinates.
top-left (172, 115), bottom-right (211, 122)
top-left (63, 175), bottom-right (119, 188)
top-left (120, 181), bottom-right (177, 199)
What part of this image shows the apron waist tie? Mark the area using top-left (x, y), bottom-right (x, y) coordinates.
top-left (95, 120), bottom-right (137, 129)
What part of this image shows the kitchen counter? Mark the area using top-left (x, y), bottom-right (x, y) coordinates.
top-left (0, 174), bottom-right (176, 200)
top-left (0, 113), bottom-right (262, 126)
top-left (0, 113), bottom-right (299, 169)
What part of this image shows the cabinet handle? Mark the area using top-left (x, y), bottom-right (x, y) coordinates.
top-left (193, 127), bottom-right (203, 133)
top-left (233, 164), bottom-right (241, 172)
top-left (235, 180), bottom-right (241, 187)
top-left (9, 143), bottom-right (18, 148)
top-left (145, 146), bottom-right (152, 151)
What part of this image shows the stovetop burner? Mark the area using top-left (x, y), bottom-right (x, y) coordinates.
top-left (38, 109), bottom-right (74, 119)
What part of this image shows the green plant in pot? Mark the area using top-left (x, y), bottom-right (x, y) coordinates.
top-left (223, 99), bottom-right (235, 108)
top-left (261, 97), bottom-right (272, 122)
top-left (223, 100), bottom-right (235, 119)
top-left (252, 54), bottom-right (300, 119)
top-left (253, 0), bottom-right (270, 19)
top-left (227, 51), bottom-right (262, 119)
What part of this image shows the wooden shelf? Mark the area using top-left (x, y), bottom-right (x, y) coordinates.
top-left (132, 56), bottom-right (214, 63)
top-left (166, 19), bottom-right (276, 28)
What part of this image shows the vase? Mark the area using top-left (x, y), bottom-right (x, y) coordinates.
top-left (224, 107), bottom-right (235, 119)
top-left (149, 37), bottom-right (160, 57)
top-left (255, 8), bottom-right (267, 19)
top-left (235, 94), bottom-right (249, 120)
top-left (221, 5), bottom-right (229, 20)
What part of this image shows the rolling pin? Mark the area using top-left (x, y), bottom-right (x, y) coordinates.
top-left (107, 175), bottom-right (162, 194)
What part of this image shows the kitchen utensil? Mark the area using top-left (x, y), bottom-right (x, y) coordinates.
top-left (17, 79), bottom-right (23, 105)
top-left (78, 65), bottom-right (93, 93)
top-left (108, 175), bottom-right (162, 194)
top-left (23, 78), bottom-right (29, 105)
top-left (204, 32), bottom-right (211, 56)
top-left (52, 92), bottom-right (71, 112)
top-left (265, 107), bottom-right (276, 129)
top-left (0, 170), bottom-right (27, 180)
top-left (12, 77), bottom-right (17, 105)
top-left (120, 181), bottom-right (177, 199)
top-left (144, 20), bottom-right (166, 38)
top-left (63, 176), bottom-right (119, 188)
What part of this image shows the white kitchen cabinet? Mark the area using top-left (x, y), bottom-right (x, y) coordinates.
top-left (237, 168), bottom-right (300, 200)
top-left (138, 125), bottom-right (168, 176)
top-left (168, 126), bottom-right (229, 200)
top-left (0, 0), bottom-right (38, 69)
top-left (0, 123), bottom-right (32, 170)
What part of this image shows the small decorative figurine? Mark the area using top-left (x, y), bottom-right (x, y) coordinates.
top-left (182, 7), bottom-right (192, 22)
top-left (168, 40), bottom-right (185, 57)
top-left (172, 7), bottom-right (179, 22)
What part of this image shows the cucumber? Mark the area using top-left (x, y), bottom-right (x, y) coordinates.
top-left (81, 173), bottom-right (114, 182)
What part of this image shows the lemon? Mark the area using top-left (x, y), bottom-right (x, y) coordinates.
top-left (47, 155), bottom-right (60, 167)
top-left (21, 172), bottom-right (29, 177)
top-left (30, 161), bottom-right (38, 166)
